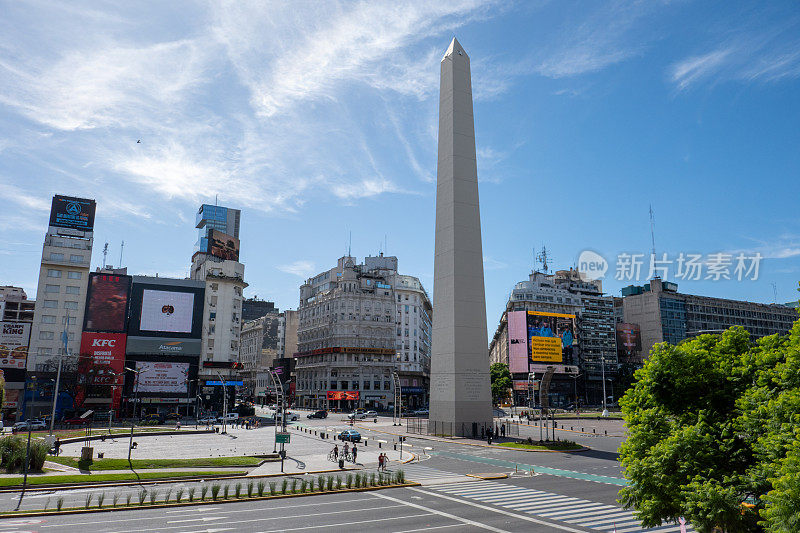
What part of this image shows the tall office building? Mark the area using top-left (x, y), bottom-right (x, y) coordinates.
top-left (622, 278), bottom-right (797, 356)
top-left (0, 287), bottom-right (35, 419)
top-left (190, 204), bottom-right (247, 390)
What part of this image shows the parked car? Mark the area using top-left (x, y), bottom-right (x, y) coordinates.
top-left (197, 416), bottom-right (217, 425)
top-left (218, 413), bottom-right (240, 423)
top-left (12, 419), bottom-right (46, 432)
top-left (338, 429), bottom-right (362, 442)
top-left (364, 410), bottom-right (378, 418)
top-left (413, 408), bottom-right (429, 417)
top-left (307, 410), bottom-right (328, 419)
top-left (140, 413), bottom-right (165, 425)
top-left (165, 412), bottom-right (182, 420)
top-left (63, 417), bottom-right (90, 426)
top-left (347, 412), bottom-right (367, 420)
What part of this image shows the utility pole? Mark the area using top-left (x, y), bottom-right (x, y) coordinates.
top-left (601, 356), bottom-right (608, 417)
top-left (214, 370), bottom-right (228, 434)
top-left (49, 309), bottom-right (69, 436)
top-left (125, 366), bottom-right (142, 465)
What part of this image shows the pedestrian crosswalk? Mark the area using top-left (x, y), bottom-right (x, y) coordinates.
top-left (430, 480), bottom-right (695, 532)
top-left (399, 464), bottom-right (473, 485)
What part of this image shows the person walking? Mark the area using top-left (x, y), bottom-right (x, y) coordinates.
top-left (377, 453), bottom-right (384, 471)
top-left (500, 424), bottom-right (506, 437)
top-left (333, 444), bottom-right (339, 460)
top-left (352, 444), bottom-right (358, 464)
top-left (487, 426), bottom-right (493, 445)
top-left (343, 442), bottom-right (350, 459)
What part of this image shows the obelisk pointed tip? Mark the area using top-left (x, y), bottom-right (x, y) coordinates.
top-left (442, 36), bottom-right (469, 62)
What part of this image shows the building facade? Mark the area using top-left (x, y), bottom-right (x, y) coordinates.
top-left (239, 311), bottom-right (281, 401)
top-left (0, 287), bottom-right (34, 419)
top-left (294, 255), bottom-right (398, 411)
top-left (242, 298), bottom-right (277, 322)
top-left (391, 274), bottom-right (432, 410)
top-left (622, 278), bottom-right (798, 357)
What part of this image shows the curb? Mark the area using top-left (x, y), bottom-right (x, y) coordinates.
top-left (0, 466), bottom-right (359, 494)
top-left (465, 473), bottom-right (508, 480)
top-left (0, 482), bottom-right (421, 518)
top-left (57, 429), bottom-right (215, 445)
top-left (501, 419), bottom-right (625, 438)
top-left (355, 425), bottom-right (590, 453)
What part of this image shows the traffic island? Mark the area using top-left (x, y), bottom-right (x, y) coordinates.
top-left (0, 470), bottom-right (417, 518)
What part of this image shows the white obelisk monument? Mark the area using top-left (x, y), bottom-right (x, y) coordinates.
top-left (428, 38), bottom-right (493, 437)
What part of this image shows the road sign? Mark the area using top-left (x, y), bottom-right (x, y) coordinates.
top-left (276, 432), bottom-right (290, 444)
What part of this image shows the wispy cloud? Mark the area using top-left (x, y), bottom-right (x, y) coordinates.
top-left (483, 255), bottom-right (508, 270)
top-left (278, 260), bottom-right (316, 278)
top-left (670, 49), bottom-right (734, 90)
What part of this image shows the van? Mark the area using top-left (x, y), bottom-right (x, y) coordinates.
top-left (218, 413), bottom-right (239, 422)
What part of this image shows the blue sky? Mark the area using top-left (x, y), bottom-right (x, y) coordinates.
top-left (1, 1), bottom-right (799, 333)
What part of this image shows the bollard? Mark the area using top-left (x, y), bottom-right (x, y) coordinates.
top-left (593, 428), bottom-right (596, 434)
top-left (571, 427), bottom-right (573, 431)
top-left (394, 443), bottom-right (397, 450)
top-left (581, 427), bottom-right (584, 432)
top-left (378, 441), bottom-right (382, 448)
top-left (605, 430), bottom-right (607, 435)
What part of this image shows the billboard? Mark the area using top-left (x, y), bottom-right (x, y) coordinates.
top-left (327, 391), bottom-right (359, 401)
top-left (208, 229), bottom-right (240, 261)
top-left (616, 323), bottom-right (643, 364)
top-left (0, 322), bottom-right (31, 369)
top-left (527, 311), bottom-right (575, 364)
top-left (84, 273), bottom-right (131, 332)
top-left (49, 195), bottom-right (96, 231)
top-left (508, 311), bottom-right (529, 373)
top-left (128, 281), bottom-right (204, 339)
top-left (125, 337), bottom-right (201, 356)
top-left (76, 332), bottom-right (127, 410)
top-left (135, 361), bottom-right (189, 394)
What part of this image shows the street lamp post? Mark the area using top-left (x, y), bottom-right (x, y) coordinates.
top-left (15, 377), bottom-right (37, 511)
top-left (125, 366), bottom-right (142, 465)
top-left (214, 370), bottom-right (228, 434)
top-left (601, 356), bottom-right (608, 417)
top-left (49, 310), bottom-right (70, 436)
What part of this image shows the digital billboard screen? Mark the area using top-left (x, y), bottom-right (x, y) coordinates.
top-left (616, 323), bottom-right (643, 364)
top-left (76, 332), bottom-right (127, 409)
top-left (139, 290), bottom-right (195, 334)
top-left (136, 361), bottom-right (189, 394)
top-left (84, 273), bottom-right (131, 332)
top-left (527, 311), bottom-right (575, 364)
top-left (208, 229), bottom-right (240, 261)
top-left (507, 311), bottom-right (529, 373)
top-left (49, 195), bottom-right (96, 231)
top-left (0, 322), bottom-right (31, 369)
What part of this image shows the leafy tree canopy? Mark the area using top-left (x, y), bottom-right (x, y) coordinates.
top-left (490, 362), bottom-right (512, 405)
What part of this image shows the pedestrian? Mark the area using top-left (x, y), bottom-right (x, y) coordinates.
top-left (377, 453), bottom-right (383, 471)
top-left (53, 438), bottom-right (60, 457)
top-left (333, 444), bottom-right (339, 459)
top-left (487, 427), bottom-right (493, 445)
top-left (352, 445), bottom-right (358, 463)
top-left (501, 424), bottom-right (506, 437)
top-left (344, 442), bottom-right (349, 458)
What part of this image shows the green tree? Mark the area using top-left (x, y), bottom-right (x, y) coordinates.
top-left (490, 363), bottom-right (512, 405)
top-left (619, 314), bottom-right (800, 533)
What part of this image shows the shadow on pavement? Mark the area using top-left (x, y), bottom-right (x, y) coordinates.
top-left (565, 448), bottom-right (619, 462)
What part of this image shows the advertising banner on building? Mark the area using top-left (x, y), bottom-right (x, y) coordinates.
top-left (327, 390), bottom-right (359, 401)
top-left (84, 273), bottom-right (131, 332)
top-left (616, 323), bottom-right (643, 364)
top-left (139, 290), bottom-right (195, 334)
top-left (208, 229), bottom-right (240, 261)
top-left (49, 195), bottom-right (96, 231)
top-left (125, 337), bottom-right (201, 356)
top-left (527, 311), bottom-right (575, 364)
top-left (77, 332), bottom-right (127, 410)
top-left (0, 322), bottom-right (31, 369)
top-left (136, 361), bottom-right (189, 394)
top-left (508, 311), bottom-right (529, 373)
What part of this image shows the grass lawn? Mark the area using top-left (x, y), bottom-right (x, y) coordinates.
top-left (0, 471), bottom-right (246, 487)
top-left (497, 441), bottom-right (583, 451)
top-left (47, 456), bottom-right (267, 470)
top-left (21, 427), bottom-right (172, 440)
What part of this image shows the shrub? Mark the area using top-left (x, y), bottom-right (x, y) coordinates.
top-left (291, 479), bottom-right (298, 493)
top-left (223, 484), bottom-right (229, 499)
top-left (176, 488), bottom-right (184, 503)
top-left (188, 488), bottom-right (196, 502)
top-left (201, 486), bottom-right (209, 500)
top-left (235, 482), bottom-right (242, 498)
top-left (327, 476), bottom-right (334, 491)
top-left (211, 484), bottom-right (221, 500)
top-left (0, 436), bottom-right (24, 471)
top-left (84, 493), bottom-right (93, 509)
top-left (149, 490), bottom-right (158, 505)
top-left (318, 476), bottom-right (326, 491)
top-left (112, 493), bottom-right (119, 507)
top-left (138, 489), bottom-right (147, 505)
top-left (44, 497), bottom-right (50, 510)
top-left (269, 481), bottom-right (276, 496)
top-left (56, 497), bottom-right (64, 511)
top-left (258, 480), bottom-right (266, 496)
top-left (336, 476), bottom-right (343, 489)
top-left (97, 493), bottom-right (105, 508)
top-left (280, 479), bottom-right (287, 494)
top-left (30, 441), bottom-right (49, 472)
top-left (247, 481), bottom-right (254, 498)
top-left (346, 474), bottom-right (353, 488)
top-left (370, 473), bottom-right (376, 486)
top-left (126, 493), bottom-right (132, 506)
top-left (396, 470), bottom-right (405, 483)
top-left (165, 489), bottom-right (172, 503)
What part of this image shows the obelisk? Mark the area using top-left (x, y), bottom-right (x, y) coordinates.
top-left (428, 38), bottom-right (492, 437)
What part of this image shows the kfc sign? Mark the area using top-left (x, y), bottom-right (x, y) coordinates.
top-left (80, 332), bottom-right (127, 371)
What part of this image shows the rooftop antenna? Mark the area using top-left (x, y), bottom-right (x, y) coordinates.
top-left (536, 245), bottom-right (550, 274)
top-left (348, 231), bottom-right (352, 258)
top-left (649, 204), bottom-right (657, 258)
top-left (101, 242), bottom-right (109, 268)
top-left (119, 240), bottom-right (125, 268)
top-left (215, 194), bottom-right (218, 206)
top-left (385, 234), bottom-right (388, 255)
top-left (772, 282), bottom-right (778, 303)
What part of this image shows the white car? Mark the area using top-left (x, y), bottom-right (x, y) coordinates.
top-left (197, 417), bottom-right (217, 425)
top-left (13, 420), bottom-right (46, 431)
top-left (218, 413), bottom-right (240, 423)
top-left (275, 412), bottom-right (298, 421)
top-left (364, 410), bottom-right (378, 418)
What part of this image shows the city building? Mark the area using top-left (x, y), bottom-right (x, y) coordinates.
top-left (239, 310), bottom-right (281, 401)
top-left (622, 278), bottom-right (798, 357)
top-left (190, 203), bottom-right (247, 404)
top-left (294, 255), bottom-right (398, 411)
top-left (25, 195), bottom-right (96, 418)
top-left (390, 274), bottom-right (432, 409)
top-left (489, 267), bottom-right (616, 407)
top-left (242, 297), bottom-right (277, 322)
top-left (0, 287), bottom-right (34, 419)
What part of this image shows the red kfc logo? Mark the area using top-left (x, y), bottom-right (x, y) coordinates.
top-left (92, 338), bottom-right (116, 347)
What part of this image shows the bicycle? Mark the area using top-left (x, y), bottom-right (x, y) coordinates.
top-left (328, 449), bottom-right (339, 462)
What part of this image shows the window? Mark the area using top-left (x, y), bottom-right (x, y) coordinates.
top-left (64, 301), bottom-right (78, 310)
top-left (47, 269), bottom-right (62, 278)
top-left (43, 300), bottom-right (58, 308)
top-left (384, 381), bottom-right (391, 390)
top-left (210, 283), bottom-right (219, 291)
top-left (374, 380), bottom-right (381, 390)
top-left (39, 331), bottom-right (54, 340)
top-left (69, 254), bottom-right (83, 263)
top-left (65, 286), bottom-right (80, 295)
top-left (67, 271), bottom-right (82, 279)
top-left (62, 316), bottom-right (76, 325)
top-left (45, 284), bottom-right (60, 293)
top-left (49, 253), bottom-right (64, 261)
top-left (41, 315), bottom-right (56, 324)
top-left (37, 347), bottom-right (52, 355)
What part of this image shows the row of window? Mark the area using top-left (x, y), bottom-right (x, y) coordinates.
top-left (45, 284), bottom-right (81, 294)
top-left (41, 300), bottom-right (79, 309)
top-left (46, 269), bottom-right (82, 279)
top-left (48, 253), bottom-right (85, 263)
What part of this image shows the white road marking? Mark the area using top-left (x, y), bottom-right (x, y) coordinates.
top-left (372, 492), bottom-right (510, 533)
